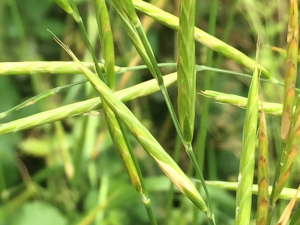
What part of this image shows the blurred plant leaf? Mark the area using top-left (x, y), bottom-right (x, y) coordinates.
top-left (13, 201), bottom-right (68, 225)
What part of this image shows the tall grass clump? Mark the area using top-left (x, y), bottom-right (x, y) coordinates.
top-left (1, 0), bottom-right (300, 225)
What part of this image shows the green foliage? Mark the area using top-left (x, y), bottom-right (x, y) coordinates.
top-left (1, 0), bottom-right (300, 225)
top-left (13, 201), bottom-right (68, 225)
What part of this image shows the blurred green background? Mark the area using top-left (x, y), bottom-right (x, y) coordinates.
top-left (0, 0), bottom-right (298, 224)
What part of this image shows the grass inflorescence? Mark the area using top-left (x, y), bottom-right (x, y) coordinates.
top-left (1, 0), bottom-right (300, 224)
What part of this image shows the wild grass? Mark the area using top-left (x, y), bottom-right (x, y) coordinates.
top-left (0, 0), bottom-right (300, 225)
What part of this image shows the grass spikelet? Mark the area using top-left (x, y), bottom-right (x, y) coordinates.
top-left (93, 0), bottom-right (115, 90)
top-left (277, 186), bottom-right (300, 225)
top-left (280, 0), bottom-right (298, 140)
top-left (235, 49), bottom-right (259, 225)
top-left (54, 38), bottom-right (208, 212)
top-left (132, 0), bottom-right (276, 82)
top-left (273, 95), bottom-right (300, 201)
top-left (201, 90), bottom-right (284, 116)
top-left (270, 0), bottom-right (299, 207)
top-left (0, 74), bottom-right (177, 135)
top-left (205, 181), bottom-right (300, 201)
top-left (53, 0), bottom-right (73, 14)
top-left (0, 61), bottom-right (107, 75)
top-left (110, 1), bottom-right (214, 220)
top-left (256, 103), bottom-right (269, 225)
top-left (271, 46), bottom-right (300, 62)
top-left (93, 0), bottom-right (156, 223)
top-left (177, 0), bottom-right (196, 143)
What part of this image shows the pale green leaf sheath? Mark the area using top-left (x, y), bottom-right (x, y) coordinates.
top-left (235, 66), bottom-right (259, 225)
top-left (177, 0), bottom-right (196, 143)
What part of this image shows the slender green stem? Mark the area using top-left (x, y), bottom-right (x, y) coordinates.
top-left (165, 135), bottom-right (181, 225)
top-left (116, 117), bottom-right (157, 224)
top-left (195, 0), bottom-right (218, 176)
top-left (70, 1), bottom-right (157, 223)
top-left (0, 73), bottom-right (177, 135)
top-left (0, 162), bottom-right (6, 192)
top-left (193, 0), bottom-right (218, 224)
top-left (110, 3), bottom-right (214, 221)
top-left (267, 142), bottom-right (286, 224)
top-left (1, 165), bottom-right (63, 200)
top-left (72, 116), bottom-right (88, 185)
top-left (0, 61), bottom-right (287, 88)
top-left (0, 79), bottom-right (87, 120)
top-left (205, 180), bottom-right (300, 200)
top-left (132, 0), bottom-right (277, 82)
top-left (187, 144), bottom-right (215, 225)
top-left (289, 197), bottom-right (300, 224)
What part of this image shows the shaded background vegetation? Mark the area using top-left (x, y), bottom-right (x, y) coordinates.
top-left (0, 0), bottom-right (298, 224)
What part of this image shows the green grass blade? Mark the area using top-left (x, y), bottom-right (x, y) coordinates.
top-left (235, 61), bottom-right (259, 225)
